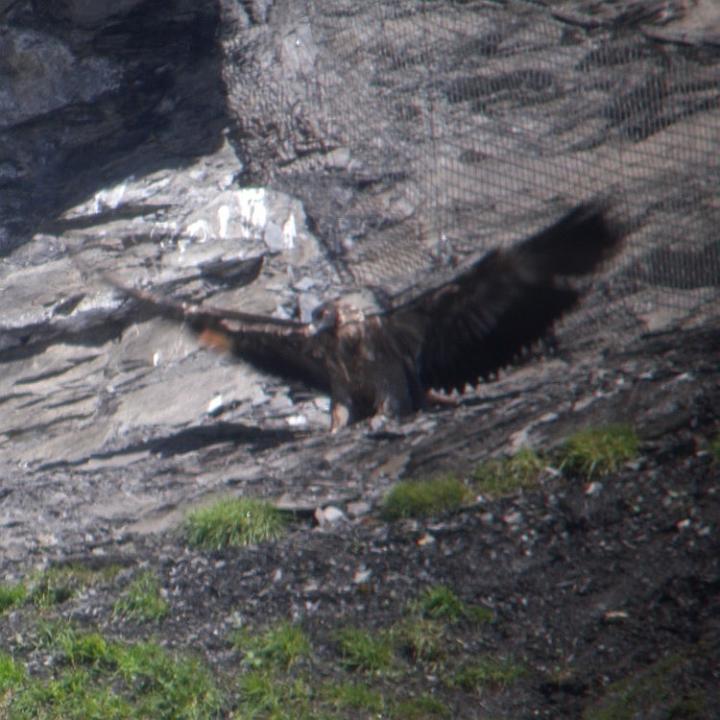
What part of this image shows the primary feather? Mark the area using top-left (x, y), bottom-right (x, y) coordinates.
top-left (389, 202), bottom-right (621, 393)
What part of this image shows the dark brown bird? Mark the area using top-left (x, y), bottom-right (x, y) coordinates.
top-left (109, 203), bottom-right (621, 431)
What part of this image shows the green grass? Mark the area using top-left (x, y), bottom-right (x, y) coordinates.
top-left (392, 585), bottom-right (495, 666)
top-left (452, 656), bottom-right (525, 692)
top-left (413, 585), bottom-right (465, 622)
top-left (115, 641), bottom-right (222, 719)
top-left (391, 694), bottom-right (451, 719)
top-left (0, 652), bottom-right (27, 690)
top-left (472, 447), bottom-right (545, 497)
top-left (393, 617), bottom-right (445, 663)
top-left (0, 567), bottom-right (528, 719)
top-left (559, 424), bottom-right (639, 478)
top-left (113, 571), bottom-right (169, 623)
top-left (709, 434), bottom-right (720, 461)
top-left (237, 670), bottom-right (283, 716)
top-left (335, 627), bottom-right (395, 673)
top-left (9, 668), bottom-right (134, 719)
top-left (4, 621), bottom-right (223, 719)
top-left (236, 670), bottom-right (314, 719)
top-left (185, 497), bottom-right (286, 550)
top-left (29, 568), bottom-right (80, 608)
top-left (412, 585), bottom-right (494, 626)
top-left (234, 622), bottom-right (311, 671)
top-left (381, 475), bottom-right (468, 520)
top-left (321, 681), bottom-right (385, 714)
top-left (0, 581), bottom-right (27, 614)
top-left (27, 564), bottom-right (120, 609)
top-left (582, 654), bottom-right (706, 720)
top-left (231, 624), bottom-right (316, 718)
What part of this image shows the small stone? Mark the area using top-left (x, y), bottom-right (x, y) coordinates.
top-left (315, 505), bottom-right (346, 526)
top-left (37, 533), bottom-right (58, 547)
top-left (416, 532), bottom-right (435, 547)
top-left (227, 610), bottom-right (244, 628)
top-left (346, 501), bottom-right (371, 519)
top-left (353, 567), bottom-right (372, 584)
top-left (303, 580), bottom-right (319, 593)
top-left (207, 394), bottom-right (224, 416)
top-left (294, 276), bottom-right (316, 291)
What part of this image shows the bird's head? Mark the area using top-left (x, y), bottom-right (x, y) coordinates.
top-left (309, 300), bottom-right (365, 334)
top-left (309, 301), bottom-right (340, 334)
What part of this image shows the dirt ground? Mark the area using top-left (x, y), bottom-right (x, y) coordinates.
top-left (1, 320), bottom-right (718, 718)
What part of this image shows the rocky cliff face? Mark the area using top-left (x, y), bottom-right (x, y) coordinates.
top-left (0, 3), bottom-right (718, 715)
top-left (1, 0), bottom-right (718, 550)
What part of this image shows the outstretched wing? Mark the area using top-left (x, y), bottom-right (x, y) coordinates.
top-left (387, 202), bottom-right (623, 393)
top-left (108, 280), bottom-right (333, 394)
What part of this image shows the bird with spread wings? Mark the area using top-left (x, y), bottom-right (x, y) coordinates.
top-left (107, 202), bottom-right (622, 431)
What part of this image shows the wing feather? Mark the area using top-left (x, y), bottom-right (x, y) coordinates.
top-left (387, 203), bottom-right (622, 393)
top-left (108, 279), bottom-right (332, 393)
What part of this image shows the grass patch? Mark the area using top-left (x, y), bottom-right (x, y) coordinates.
top-left (28, 564), bottom-right (120, 609)
top-left (185, 497), bottom-right (286, 550)
top-left (394, 586), bottom-right (494, 667)
top-left (234, 621), bottom-right (311, 671)
top-left (321, 680), bottom-right (385, 714)
top-left (232, 623), bottom-right (315, 718)
top-left (381, 475), bottom-right (468, 520)
top-left (413, 585), bottom-right (465, 622)
top-left (452, 656), bottom-right (525, 692)
top-left (5, 621), bottom-right (223, 719)
top-left (559, 424), bottom-right (638, 478)
top-left (9, 668), bottom-right (134, 719)
top-left (237, 670), bottom-right (313, 719)
top-left (113, 571), bottom-right (169, 623)
top-left (709, 434), bottom-right (720, 461)
top-left (393, 617), bottom-right (445, 663)
top-left (391, 694), bottom-right (451, 719)
top-left (115, 641), bottom-right (222, 719)
top-left (0, 652), bottom-right (26, 690)
top-left (336, 627), bottom-right (395, 674)
top-left (583, 654), bottom-right (706, 720)
top-left (412, 585), bottom-right (494, 626)
top-left (0, 582), bottom-right (27, 614)
top-left (472, 447), bottom-right (544, 497)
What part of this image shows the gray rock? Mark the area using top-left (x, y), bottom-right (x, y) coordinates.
top-left (0, 0), bottom-right (717, 588)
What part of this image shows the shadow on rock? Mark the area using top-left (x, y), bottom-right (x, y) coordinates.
top-left (142, 421), bottom-right (300, 456)
top-left (0, 0), bottom-right (227, 254)
top-left (38, 422), bottom-right (300, 472)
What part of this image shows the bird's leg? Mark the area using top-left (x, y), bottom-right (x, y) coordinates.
top-left (330, 401), bottom-right (350, 433)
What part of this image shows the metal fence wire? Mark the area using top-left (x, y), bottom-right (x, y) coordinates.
top-left (222, 0), bottom-right (720, 344)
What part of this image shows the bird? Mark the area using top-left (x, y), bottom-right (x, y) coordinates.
top-left (107, 202), bottom-right (622, 431)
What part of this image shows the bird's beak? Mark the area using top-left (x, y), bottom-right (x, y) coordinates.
top-left (308, 310), bottom-right (334, 335)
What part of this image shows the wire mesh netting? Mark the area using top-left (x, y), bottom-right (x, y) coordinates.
top-left (222, 0), bottom-right (720, 343)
